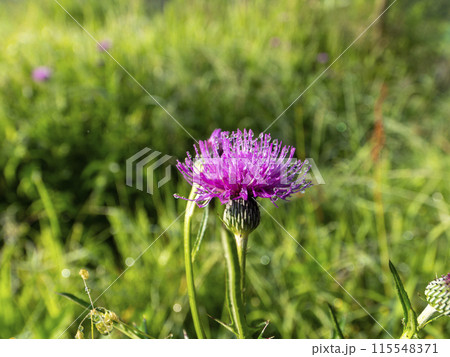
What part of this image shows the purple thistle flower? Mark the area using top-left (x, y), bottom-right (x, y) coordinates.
top-left (206, 128), bottom-right (222, 152)
top-left (175, 129), bottom-right (312, 207)
top-left (32, 66), bottom-right (52, 82)
top-left (97, 39), bottom-right (112, 52)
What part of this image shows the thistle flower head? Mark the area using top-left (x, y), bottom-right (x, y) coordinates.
top-left (175, 129), bottom-right (312, 207)
top-left (425, 273), bottom-right (450, 315)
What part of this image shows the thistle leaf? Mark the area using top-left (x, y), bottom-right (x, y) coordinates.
top-left (191, 205), bottom-right (209, 262)
top-left (389, 261), bottom-right (418, 338)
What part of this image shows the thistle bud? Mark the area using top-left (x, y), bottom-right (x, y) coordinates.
top-left (79, 269), bottom-right (89, 280)
top-left (223, 198), bottom-right (260, 236)
top-left (425, 273), bottom-right (450, 316)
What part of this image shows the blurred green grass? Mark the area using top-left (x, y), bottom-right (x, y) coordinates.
top-left (0, 0), bottom-right (449, 338)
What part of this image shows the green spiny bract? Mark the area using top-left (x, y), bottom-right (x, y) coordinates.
top-left (425, 273), bottom-right (450, 316)
top-left (223, 198), bottom-right (260, 236)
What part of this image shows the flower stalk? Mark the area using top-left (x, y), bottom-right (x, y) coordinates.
top-left (221, 198), bottom-right (261, 338)
top-left (235, 233), bottom-right (248, 303)
top-left (183, 186), bottom-right (206, 339)
top-left (221, 228), bottom-right (250, 339)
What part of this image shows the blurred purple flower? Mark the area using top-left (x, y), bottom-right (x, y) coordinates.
top-left (175, 129), bottom-right (312, 207)
top-left (316, 52), bottom-right (329, 64)
top-left (97, 39), bottom-right (112, 52)
top-left (32, 66), bottom-right (52, 82)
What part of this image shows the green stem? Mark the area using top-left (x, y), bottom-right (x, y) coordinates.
top-left (235, 233), bottom-right (248, 304)
top-left (221, 228), bottom-right (249, 339)
top-left (417, 304), bottom-right (437, 330)
top-left (184, 188), bottom-right (205, 339)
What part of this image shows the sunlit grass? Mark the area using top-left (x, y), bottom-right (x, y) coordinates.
top-left (0, 0), bottom-right (448, 338)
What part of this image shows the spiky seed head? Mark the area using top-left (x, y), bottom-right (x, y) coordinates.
top-left (107, 311), bottom-right (119, 323)
top-left (223, 198), bottom-right (260, 236)
top-left (425, 273), bottom-right (450, 315)
top-left (91, 309), bottom-right (116, 335)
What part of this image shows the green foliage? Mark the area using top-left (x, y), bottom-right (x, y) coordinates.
top-left (388, 261), bottom-right (418, 338)
top-left (327, 303), bottom-right (345, 339)
top-left (0, 0), bottom-right (449, 338)
top-left (57, 292), bottom-right (92, 309)
top-left (191, 205), bottom-right (209, 263)
top-left (59, 292), bottom-right (155, 339)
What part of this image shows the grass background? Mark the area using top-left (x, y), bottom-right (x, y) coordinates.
top-left (0, 0), bottom-right (449, 338)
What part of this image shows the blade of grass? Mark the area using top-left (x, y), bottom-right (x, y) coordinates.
top-left (327, 303), bottom-right (345, 339)
top-left (57, 292), bottom-right (90, 309)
